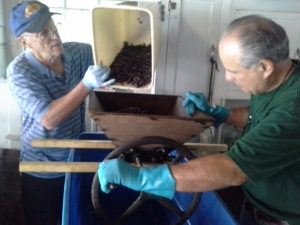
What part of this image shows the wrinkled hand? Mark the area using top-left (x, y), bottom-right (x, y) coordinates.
top-left (98, 158), bottom-right (176, 199)
top-left (82, 65), bottom-right (115, 90)
top-left (183, 92), bottom-right (230, 127)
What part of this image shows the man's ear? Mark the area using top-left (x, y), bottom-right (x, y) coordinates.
top-left (258, 59), bottom-right (274, 79)
top-left (18, 37), bottom-right (28, 50)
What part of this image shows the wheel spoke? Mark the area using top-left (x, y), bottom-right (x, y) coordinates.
top-left (156, 197), bottom-right (184, 216)
top-left (116, 193), bottom-right (147, 225)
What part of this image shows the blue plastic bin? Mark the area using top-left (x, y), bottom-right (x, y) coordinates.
top-left (62, 133), bottom-right (240, 225)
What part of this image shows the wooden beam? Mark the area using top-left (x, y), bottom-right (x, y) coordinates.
top-left (19, 162), bottom-right (100, 173)
top-left (19, 162), bottom-right (157, 173)
top-left (23, 140), bottom-right (228, 173)
top-left (31, 140), bottom-right (228, 152)
top-left (32, 139), bottom-right (115, 149)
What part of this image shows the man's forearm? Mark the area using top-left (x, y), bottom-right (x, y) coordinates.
top-left (226, 106), bottom-right (249, 128)
top-left (41, 82), bottom-right (90, 130)
top-left (170, 154), bottom-right (247, 193)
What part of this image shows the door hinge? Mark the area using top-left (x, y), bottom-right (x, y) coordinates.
top-left (168, 0), bottom-right (177, 11)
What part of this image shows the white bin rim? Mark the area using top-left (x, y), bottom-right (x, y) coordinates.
top-left (91, 2), bottom-right (161, 93)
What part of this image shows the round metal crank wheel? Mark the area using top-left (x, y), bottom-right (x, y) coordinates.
top-left (91, 136), bottom-right (202, 225)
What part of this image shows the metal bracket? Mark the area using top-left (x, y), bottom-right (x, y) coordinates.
top-left (159, 0), bottom-right (177, 21)
top-left (168, 0), bottom-right (177, 11)
top-left (207, 45), bottom-right (219, 104)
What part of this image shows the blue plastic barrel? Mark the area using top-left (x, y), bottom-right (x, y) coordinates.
top-left (62, 133), bottom-right (240, 225)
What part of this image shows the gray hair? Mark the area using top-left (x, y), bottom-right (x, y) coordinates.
top-left (222, 15), bottom-right (289, 69)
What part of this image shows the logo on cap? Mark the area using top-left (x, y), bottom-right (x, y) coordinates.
top-left (25, 3), bottom-right (43, 18)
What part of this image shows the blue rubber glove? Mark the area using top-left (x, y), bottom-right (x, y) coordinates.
top-left (98, 158), bottom-right (176, 199)
top-left (82, 65), bottom-right (115, 90)
top-left (183, 92), bottom-right (230, 127)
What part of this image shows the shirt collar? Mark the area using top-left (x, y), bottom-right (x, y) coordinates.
top-left (25, 50), bottom-right (48, 74)
top-left (24, 46), bottom-right (71, 75)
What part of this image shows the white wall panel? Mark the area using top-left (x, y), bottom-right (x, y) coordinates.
top-left (0, 79), bottom-right (21, 149)
top-left (159, 0), bottom-right (222, 96)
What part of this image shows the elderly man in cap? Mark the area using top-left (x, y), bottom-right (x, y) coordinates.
top-left (7, 1), bottom-right (114, 225)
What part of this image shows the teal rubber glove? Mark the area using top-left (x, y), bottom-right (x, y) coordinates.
top-left (98, 158), bottom-right (176, 199)
top-left (82, 65), bottom-right (115, 90)
top-left (183, 92), bottom-right (230, 127)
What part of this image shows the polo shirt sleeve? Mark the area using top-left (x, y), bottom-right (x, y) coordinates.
top-left (7, 62), bottom-right (51, 122)
top-left (226, 106), bottom-right (300, 184)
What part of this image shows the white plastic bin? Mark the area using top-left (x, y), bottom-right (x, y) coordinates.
top-left (91, 2), bottom-right (161, 93)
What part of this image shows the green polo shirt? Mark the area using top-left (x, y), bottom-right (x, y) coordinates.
top-left (226, 61), bottom-right (300, 225)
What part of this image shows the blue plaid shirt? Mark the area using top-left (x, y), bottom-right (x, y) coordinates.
top-left (7, 42), bottom-right (93, 178)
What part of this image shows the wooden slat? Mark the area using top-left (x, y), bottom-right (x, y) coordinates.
top-left (31, 140), bottom-right (228, 152)
top-left (32, 139), bottom-right (115, 149)
top-left (24, 140), bottom-right (228, 173)
top-left (19, 162), bottom-right (100, 173)
top-left (21, 140), bottom-right (228, 173)
top-left (19, 162), bottom-right (157, 173)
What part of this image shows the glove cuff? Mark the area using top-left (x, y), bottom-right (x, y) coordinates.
top-left (140, 164), bottom-right (176, 199)
top-left (81, 79), bottom-right (93, 91)
top-left (209, 105), bottom-right (230, 128)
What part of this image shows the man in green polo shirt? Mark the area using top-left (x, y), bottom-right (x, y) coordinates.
top-left (98, 15), bottom-right (300, 225)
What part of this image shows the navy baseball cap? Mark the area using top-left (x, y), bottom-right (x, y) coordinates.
top-left (10, 1), bottom-right (60, 37)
